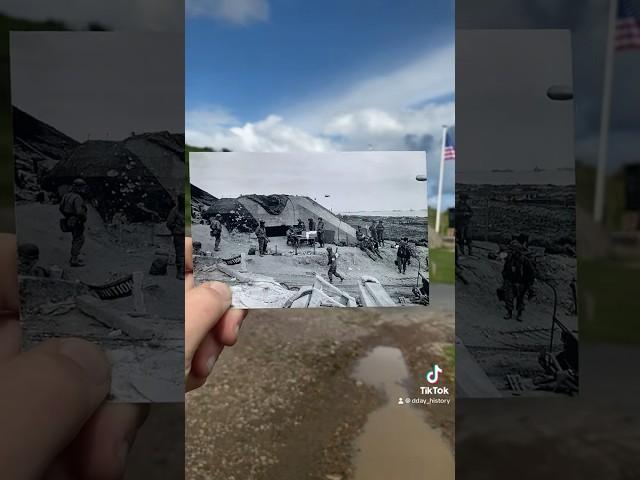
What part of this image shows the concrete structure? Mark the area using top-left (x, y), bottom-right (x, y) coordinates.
top-left (237, 195), bottom-right (357, 243)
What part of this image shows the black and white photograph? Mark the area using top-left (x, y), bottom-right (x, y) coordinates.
top-left (190, 151), bottom-right (429, 309)
top-left (455, 30), bottom-right (578, 397)
top-left (11, 32), bottom-right (184, 401)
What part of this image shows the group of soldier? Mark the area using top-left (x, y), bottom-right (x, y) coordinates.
top-left (209, 214), bottom-right (269, 256)
top-left (286, 217), bottom-right (326, 248)
top-left (456, 192), bottom-right (538, 321)
top-left (18, 176), bottom-right (188, 280)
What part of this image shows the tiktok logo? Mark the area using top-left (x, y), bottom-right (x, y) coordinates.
top-left (426, 364), bottom-right (443, 384)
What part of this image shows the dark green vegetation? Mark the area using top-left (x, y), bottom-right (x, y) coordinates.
top-left (429, 248), bottom-right (454, 284)
top-left (579, 258), bottom-right (640, 344)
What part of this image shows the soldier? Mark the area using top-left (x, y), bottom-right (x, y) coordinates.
top-left (501, 240), bottom-right (535, 321)
top-left (166, 195), bottom-right (185, 280)
top-left (356, 226), bottom-right (365, 247)
top-left (369, 220), bottom-right (378, 243)
top-left (457, 193), bottom-right (473, 256)
top-left (209, 213), bottom-right (223, 251)
top-left (308, 217), bottom-right (315, 231)
top-left (255, 220), bottom-right (268, 256)
top-left (317, 217), bottom-right (325, 247)
top-left (17, 243), bottom-right (50, 277)
top-left (326, 246), bottom-right (344, 283)
top-left (297, 218), bottom-right (305, 232)
top-left (59, 178), bottom-right (88, 267)
top-left (376, 220), bottom-right (385, 246)
top-left (396, 237), bottom-right (411, 274)
top-left (286, 226), bottom-right (295, 246)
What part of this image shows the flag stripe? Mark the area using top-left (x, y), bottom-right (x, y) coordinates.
top-left (443, 132), bottom-right (455, 160)
top-left (616, 0), bottom-right (640, 50)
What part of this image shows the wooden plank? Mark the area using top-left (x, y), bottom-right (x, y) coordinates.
top-left (132, 271), bottom-right (146, 314)
top-left (455, 337), bottom-right (501, 398)
top-left (362, 277), bottom-right (396, 307)
top-left (77, 295), bottom-right (153, 340)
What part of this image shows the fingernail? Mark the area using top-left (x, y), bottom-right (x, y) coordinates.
top-left (206, 355), bottom-right (217, 373)
top-left (235, 317), bottom-right (244, 334)
top-left (59, 338), bottom-right (111, 386)
top-left (206, 282), bottom-right (231, 300)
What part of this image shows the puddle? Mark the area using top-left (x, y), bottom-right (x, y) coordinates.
top-left (351, 346), bottom-right (454, 480)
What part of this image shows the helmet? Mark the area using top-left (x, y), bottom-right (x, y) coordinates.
top-left (216, 214), bottom-right (221, 218)
top-left (18, 243), bottom-right (39, 260)
top-left (73, 178), bottom-right (87, 187)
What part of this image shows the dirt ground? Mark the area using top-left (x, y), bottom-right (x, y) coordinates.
top-left (456, 184), bottom-right (576, 248)
top-left (185, 306), bottom-right (454, 480)
top-left (456, 240), bottom-right (577, 395)
top-left (16, 202), bottom-right (183, 401)
top-left (192, 223), bottom-right (428, 307)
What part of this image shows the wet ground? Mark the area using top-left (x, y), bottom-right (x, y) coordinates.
top-left (351, 346), bottom-right (453, 480)
top-left (185, 306), bottom-right (454, 480)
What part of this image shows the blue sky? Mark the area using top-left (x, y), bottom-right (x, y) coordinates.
top-left (186, 0), bottom-right (455, 208)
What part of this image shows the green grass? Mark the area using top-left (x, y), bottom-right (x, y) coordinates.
top-left (429, 207), bottom-right (450, 235)
top-left (578, 258), bottom-right (640, 344)
top-left (429, 247), bottom-right (454, 284)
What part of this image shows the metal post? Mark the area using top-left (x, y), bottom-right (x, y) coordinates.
top-left (435, 125), bottom-right (447, 234)
top-left (594, 0), bottom-right (619, 223)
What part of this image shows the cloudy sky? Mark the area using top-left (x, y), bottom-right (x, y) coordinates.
top-left (457, 0), bottom-right (640, 173)
top-left (457, 30), bottom-right (574, 173)
top-left (10, 32), bottom-right (184, 141)
top-left (190, 151), bottom-right (427, 213)
top-left (186, 0), bottom-right (455, 208)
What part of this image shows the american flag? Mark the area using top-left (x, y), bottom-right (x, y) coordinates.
top-left (443, 130), bottom-right (455, 161)
top-left (616, 0), bottom-right (640, 51)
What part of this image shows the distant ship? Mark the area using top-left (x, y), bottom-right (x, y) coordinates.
top-left (491, 168), bottom-right (514, 173)
top-left (533, 166), bottom-right (544, 172)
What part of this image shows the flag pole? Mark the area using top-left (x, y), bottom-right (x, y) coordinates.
top-left (435, 125), bottom-right (447, 234)
top-left (594, 0), bottom-right (619, 223)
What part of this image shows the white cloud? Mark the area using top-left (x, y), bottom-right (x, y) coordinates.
top-left (186, 0), bottom-right (269, 25)
top-left (287, 43), bottom-right (454, 132)
top-left (186, 42), bottom-right (455, 204)
top-left (324, 102), bottom-right (455, 151)
top-left (186, 110), bottom-right (334, 152)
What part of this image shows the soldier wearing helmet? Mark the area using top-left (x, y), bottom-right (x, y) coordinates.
top-left (209, 213), bottom-right (223, 252)
top-left (59, 178), bottom-right (88, 267)
top-left (326, 246), bottom-right (344, 284)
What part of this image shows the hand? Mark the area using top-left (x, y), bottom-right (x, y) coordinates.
top-left (185, 237), bottom-right (246, 391)
top-left (0, 233), bottom-right (148, 479)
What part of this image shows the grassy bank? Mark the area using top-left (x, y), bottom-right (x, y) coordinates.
top-left (579, 258), bottom-right (640, 344)
top-left (429, 247), bottom-right (454, 284)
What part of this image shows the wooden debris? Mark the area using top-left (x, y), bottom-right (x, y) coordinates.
top-left (77, 295), bottom-right (153, 339)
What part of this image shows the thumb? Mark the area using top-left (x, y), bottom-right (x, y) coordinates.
top-left (185, 282), bottom-right (232, 369)
top-left (0, 338), bottom-right (110, 480)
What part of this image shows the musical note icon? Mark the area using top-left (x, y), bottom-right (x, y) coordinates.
top-left (426, 364), bottom-right (443, 384)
